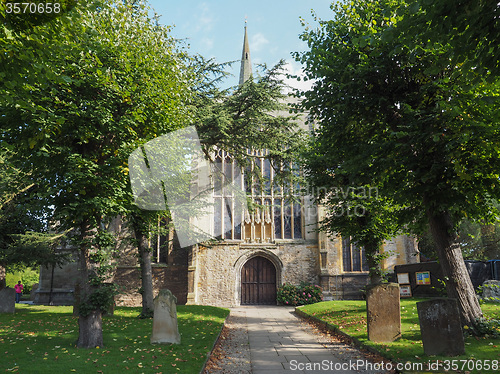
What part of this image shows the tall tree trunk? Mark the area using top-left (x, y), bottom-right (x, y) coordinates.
top-left (76, 221), bottom-right (104, 348)
top-left (77, 309), bottom-right (104, 348)
top-left (135, 227), bottom-right (154, 318)
top-left (427, 210), bottom-right (482, 327)
top-left (364, 241), bottom-right (384, 285)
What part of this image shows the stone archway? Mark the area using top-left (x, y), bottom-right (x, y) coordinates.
top-left (234, 250), bottom-right (282, 306)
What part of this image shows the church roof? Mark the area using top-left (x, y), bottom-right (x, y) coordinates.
top-left (238, 22), bottom-right (252, 86)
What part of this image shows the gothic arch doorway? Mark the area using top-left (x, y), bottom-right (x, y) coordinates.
top-left (241, 256), bottom-right (277, 305)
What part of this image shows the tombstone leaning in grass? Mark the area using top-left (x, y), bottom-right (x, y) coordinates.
top-left (366, 283), bottom-right (402, 342)
top-left (151, 289), bottom-right (181, 344)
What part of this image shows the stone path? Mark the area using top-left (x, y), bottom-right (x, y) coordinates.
top-left (204, 306), bottom-right (391, 374)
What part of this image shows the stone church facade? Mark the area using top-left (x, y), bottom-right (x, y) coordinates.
top-left (34, 26), bottom-right (419, 307)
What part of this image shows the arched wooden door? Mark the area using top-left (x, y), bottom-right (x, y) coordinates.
top-left (241, 256), bottom-right (277, 305)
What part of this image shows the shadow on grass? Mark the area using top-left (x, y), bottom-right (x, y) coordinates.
top-left (1, 304), bottom-right (229, 374)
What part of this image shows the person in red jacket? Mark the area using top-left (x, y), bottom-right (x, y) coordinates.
top-left (14, 281), bottom-right (23, 303)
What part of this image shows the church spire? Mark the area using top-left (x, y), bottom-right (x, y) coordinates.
top-left (239, 20), bottom-right (252, 86)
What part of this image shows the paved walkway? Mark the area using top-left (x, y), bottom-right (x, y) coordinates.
top-left (208, 306), bottom-right (388, 374)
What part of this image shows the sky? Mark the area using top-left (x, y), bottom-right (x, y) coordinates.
top-left (147, 0), bottom-right (335, 90)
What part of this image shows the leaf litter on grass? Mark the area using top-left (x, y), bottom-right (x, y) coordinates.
top-left (1, 304), bottom-right (228, 374)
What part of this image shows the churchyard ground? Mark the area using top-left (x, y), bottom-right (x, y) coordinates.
top-left (0, 304), bottom-right (228, 373)
top-left (298, 299), bottom-right (500, 373)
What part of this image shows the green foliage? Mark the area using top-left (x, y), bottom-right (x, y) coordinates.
top-left (390, 0), bottom-right (500, 79)
top-left (431, 277), bottom-right (448, 297)
top-left (277, 282), bottom-right (323, 306)
top-left (3, 231), bottom-right (70, 270)
top-left (297, 0), bottom-right (497, 322)
top-left (6, 267), bottom-right (39, 294)
top-left (419, 218), bottom-right (500, 261)
top-left (1, 0), bottom-right (195, 346)
top-left (86, 229), bottom-right (119, 285)
top-left (296, 0), bottom-right (406, 281)
top-left (464, 317), bottom-right (500, 339)
top-left (1, 0), bottom-right (193, 233)
top-left (297, 0), bottom-right (500, 232)
top-left (79, 283), bottom-right (118, 318)
top-left (0, 149), bottom-right (61, 269)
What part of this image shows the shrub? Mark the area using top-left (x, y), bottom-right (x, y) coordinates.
top-left (277, 282), bottom-right (323, 306)
top-left (6, 267), bottom-right (39, 295)
top-left (464, 317), bottom-right (500, 338)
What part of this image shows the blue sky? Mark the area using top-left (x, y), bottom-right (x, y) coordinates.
top-left (147, 0), bottom-right (335, 89)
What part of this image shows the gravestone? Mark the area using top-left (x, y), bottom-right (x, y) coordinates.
top-left (151, 289), bottom-right (181, 345)
top-left (417, 298), bottom-right (465, 356)
top-left (366, 283), bottom-right (401, 342)
top-left (481, 280), bottom-right (500, 300)
top-left (0, 288), bottom-right (15, 313)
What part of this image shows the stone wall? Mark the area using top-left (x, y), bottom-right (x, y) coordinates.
top-left (192, 241), bottom-right (320, 307)
top-left (320, 273), bottom-right (370, 300)
top-left (114, 264), bottom-right (189, 307)
top-left (34, 254), bottom-right (79, 305)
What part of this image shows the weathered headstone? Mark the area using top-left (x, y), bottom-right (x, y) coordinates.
top-left (417, 298), bottom-right (465, 356)
top-left (151, 289), bottom-right (181, 344)
top-left (481, 280), bottom-right (500, 301)
top-left (366, 283), bottom-right (401, 342)
top-left (0, 288), bottom-right (15, 313)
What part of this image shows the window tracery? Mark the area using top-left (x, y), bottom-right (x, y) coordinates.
top-left (213, 149), bottom-right (303, 243)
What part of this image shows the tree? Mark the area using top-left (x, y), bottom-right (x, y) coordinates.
top-left (419, 218), bottom-right (500, 261)
top-left (0, 148), bottom-right (66, 288)
top-left (194, 59), bottom-right (307, 191)
top-left (126, 210), bottom-right (170, 319)
top-left (1, 0), bottom-right (192, 347)
top-left (392, 0), bottom-right (500, 78)
top-left (296, 0), bottom-right (500, 328)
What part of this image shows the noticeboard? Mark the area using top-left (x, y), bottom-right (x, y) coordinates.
top-left (400, 285), bottom-right (412, 297)
top-left (416, 271), bottom-right (431, 285)
top-left (397, 272), bottom-right (410, 284)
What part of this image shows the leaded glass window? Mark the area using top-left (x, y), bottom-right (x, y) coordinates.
top-left (212, 149), bottom-right (303, 242)
top-left (342, 237), bottom-right (369, 272)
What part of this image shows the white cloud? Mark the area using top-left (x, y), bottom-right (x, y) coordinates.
top-left (194, 2), bottom-right (216, 33)
top-left (250, 32), bottom-right (269, 52)
top-left (282, 60), bottom-right (315, 94)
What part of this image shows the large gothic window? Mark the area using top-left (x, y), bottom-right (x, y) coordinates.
top-left (212, 149), bottom-right (242, 240)
top-left (342, 237), bottom-right (369, 272)
top-left (212, 149), bottom-right (302, 243)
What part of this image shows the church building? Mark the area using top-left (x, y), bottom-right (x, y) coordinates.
top-left (34, 26), bottom-right (419, 307)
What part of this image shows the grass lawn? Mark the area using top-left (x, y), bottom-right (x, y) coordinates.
top-left (298, 299), bottom-right (500, 373)
top-left (0, 304), bottom-right (229, 373)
